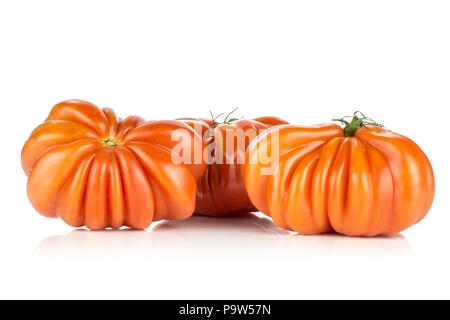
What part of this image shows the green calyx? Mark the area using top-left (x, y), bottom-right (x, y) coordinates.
top-left (102, 137), bottom-right (122, 147)
top-left (209, 107), bottom-right (243, 128)
top-left (332, 111), bottom-right (384, 137)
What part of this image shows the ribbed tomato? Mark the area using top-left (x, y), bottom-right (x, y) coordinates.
top-left (22, 99), bottom-right (206, 230)
top-left (244, 112), bottom-right (434, 236)
top-left (179, 113), bottom-right (288, 216)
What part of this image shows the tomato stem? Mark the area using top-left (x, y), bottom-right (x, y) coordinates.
top-left (209, 107), bottom-right (243, 128)
top-left (209, 110), bottom-right (225, 129)
top-left (102, 137), bottom-right (122, 147)
top-left (332, 111), bottom-right (384, 137)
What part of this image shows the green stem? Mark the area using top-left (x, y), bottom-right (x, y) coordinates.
top-left (209, 110), bottom-right (224, 129)
top-left (332, 111), bottom-right (384, 137)
top-left (209, 107), bottom-right (243, 128)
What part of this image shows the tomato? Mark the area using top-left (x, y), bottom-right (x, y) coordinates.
top-left (243, 112), bottom-right (434, 236)
top-left (179, 112), bottom-right (288, 216)
top-left (22, 99), bottom-right (206, 230)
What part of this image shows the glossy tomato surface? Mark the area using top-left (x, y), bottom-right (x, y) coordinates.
top-left (244, 123), bottom-right (435, 236)
top-left (22, 100), bottom-right (205, 230)
top-left (179, 116), bottom-right (288, 216)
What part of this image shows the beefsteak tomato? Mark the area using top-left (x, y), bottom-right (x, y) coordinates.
top-left (22, 99), bottom-right (205, 230)
top-left (244, 112), bottom-right (434, 236)
top-left (179, 112), bottom-right (288, 216)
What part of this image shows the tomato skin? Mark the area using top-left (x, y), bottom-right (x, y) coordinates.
top-left (179, 116), bottom-right (288, 216)
top-left (244, 124), bottom-right (435, 236)
top-left (22, 99), bottom-right (206, 230)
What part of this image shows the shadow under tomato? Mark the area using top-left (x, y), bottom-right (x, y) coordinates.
top-left (33, 213), bottom-right (287, 260)
top-left (268, 232), bottom-right (416, 261)
top-left (33, 213), bottom-right (415, 262)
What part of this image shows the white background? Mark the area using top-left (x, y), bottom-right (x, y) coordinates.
top-left (0, 0), bottom-right (449, 299)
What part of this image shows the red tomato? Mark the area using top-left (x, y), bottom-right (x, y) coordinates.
top-left (179, 113), bottom-right (288, 216)
top-left (22, 99), bottom-right (206, 230)
top-left (244, 112), bottom-right (434, 236)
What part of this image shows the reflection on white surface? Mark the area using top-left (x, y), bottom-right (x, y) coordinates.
top-left (270, 233), bottom-right (415, 260)
top-left (33, 213), bottom-right (416, 262)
